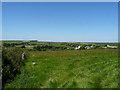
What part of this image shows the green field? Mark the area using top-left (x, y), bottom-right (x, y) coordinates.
top-left (5, 49), bottom-right (118, 88)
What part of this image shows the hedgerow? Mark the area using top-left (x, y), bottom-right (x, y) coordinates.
top-left (2, 47), bottom-right (28, 86)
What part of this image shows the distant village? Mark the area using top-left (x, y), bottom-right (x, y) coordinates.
top-left (1, 40), bottom-right (118, 51)
top-left (74, 44), bottom-right (118, 50)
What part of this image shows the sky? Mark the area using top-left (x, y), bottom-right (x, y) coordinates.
top-left (2, 2), bottom-right (118, 42)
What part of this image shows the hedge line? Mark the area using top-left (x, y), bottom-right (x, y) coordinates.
top-left (2, 47), bottom-right (28, 87)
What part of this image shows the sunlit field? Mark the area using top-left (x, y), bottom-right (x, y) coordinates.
top-left (5, 49), bottom-right (118, 88)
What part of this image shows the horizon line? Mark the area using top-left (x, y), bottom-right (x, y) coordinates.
top-left (0, 39), bottom-right (118, 43)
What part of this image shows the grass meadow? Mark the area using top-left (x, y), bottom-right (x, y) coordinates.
top-left (5, 49), bottom-right (118, 88)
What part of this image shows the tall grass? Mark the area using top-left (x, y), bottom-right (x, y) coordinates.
top-left (4, 49), bottom-right (118, 88)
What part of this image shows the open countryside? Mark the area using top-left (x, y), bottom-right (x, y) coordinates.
top-left (2, 2), bottom-right (118, 89)
top-left (2, 40), bottom-right (118, 88)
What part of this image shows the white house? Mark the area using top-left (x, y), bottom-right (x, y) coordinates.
top-left (106, 45), bottom-right (118, 48)
top-left (75, 46), bottom-right (81, 50)
top-left (85, 45), bottom-right (93, 49)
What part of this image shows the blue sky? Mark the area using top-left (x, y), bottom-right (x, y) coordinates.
top-left (2, 2), bottom-right (118, 42)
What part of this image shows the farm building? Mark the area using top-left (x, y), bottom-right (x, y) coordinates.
top-left (106, 45), bottom-right (118, 48)
top-left (85, 45), bottom-right (93, 49)
top-left (75, 46), bottom-right (81, 50)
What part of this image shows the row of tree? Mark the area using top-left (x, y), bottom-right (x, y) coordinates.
top-left (33, 45), bottom-right (67, 51)
top-left (3, 42), bottom-right (36, 47)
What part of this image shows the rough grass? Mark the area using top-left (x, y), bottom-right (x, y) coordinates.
top-left (4, 49), bottom-right (118, 88)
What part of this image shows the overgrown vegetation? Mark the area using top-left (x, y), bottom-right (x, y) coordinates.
top-left (1, 41), bottom-right (118, 88)
top-left (4, 49), bottom-right (118, 88)
top-left (2, 47), bottom-right (28, 87)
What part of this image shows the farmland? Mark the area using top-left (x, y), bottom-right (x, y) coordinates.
top-left (2, 1), bottom-right (118, 89)
top-left (1, 41), bottom-right (118, 88)
top-left (2, 41), bottom-right (118, 88)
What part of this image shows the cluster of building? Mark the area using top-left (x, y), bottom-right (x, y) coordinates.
top-left (74, 44), bottom-right (118, 50)
top-left (74, 45), bottom-right (94, 50)
top-left (102, 45), bottom-right (118, 49)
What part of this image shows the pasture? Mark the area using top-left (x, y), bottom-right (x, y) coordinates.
top-left (4, 49), bottom-right (118, 88)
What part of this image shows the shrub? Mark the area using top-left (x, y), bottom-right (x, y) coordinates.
top-left (2, 47), bottom-right (28, 86)
top-left (3, 43), bottom-right (15, 47)
top-left (33, 45), bottom-right (68, 51)
top-left (21, 45), bottom-right (26, 48)
top-left (79, 46), bottom-right (85, 50)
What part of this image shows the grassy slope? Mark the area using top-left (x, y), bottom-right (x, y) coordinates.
top-left (5, 49), bottom-right (118, 88)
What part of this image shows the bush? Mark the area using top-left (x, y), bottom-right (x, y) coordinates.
top-left (34, 45), bottom-right (67, 51)
top-left (2, 47), bottom-right (28, 86)
top-left (3, 43), bottom-right (15, 47)
top-left (21, 45), bottom-right (26, 48)
top-left (79, 46), bottom-right (85, 50)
